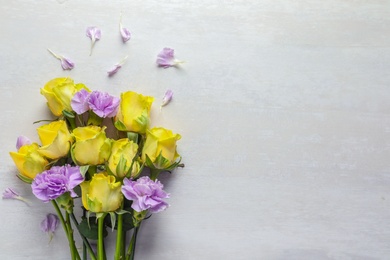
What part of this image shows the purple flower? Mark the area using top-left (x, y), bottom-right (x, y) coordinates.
top-left (107, 56), bottom-right (128, 77)
top-left (121, 176), bottom-right (169, 213)
top-left (71, 89), bottom-right (90, 114)
top-left (161, 89), bottom-right (174, 108)
top-left (47, 49), bottom-right (75, 70)
top-left (156, 47), bottom-right (183, 68)
top-left (41, 213), bottom-right (59, 242)
top-left (16, 135), bottom-right (32, 150)
top-left (86, 26), bottom-right (101, 56)
top-left (32, 165), bottom-right (84, 202)
top-left (87, 91), bottom-right (120, 118)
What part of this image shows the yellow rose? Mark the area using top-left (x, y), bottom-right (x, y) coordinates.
top-left (71, 126), bottom-right (111, 165)
top-left (142, 127), bottom-right (181, 169)
top-left (37, 120), bottom-right (73, 159)
top-left (9, 143), bottom-right (49, 180)
top-left (40, 77), bottom-right (89, 116)
top-left (114, 91), bottom-right (154, 133)
top-left (107, 138), bottom-right (140, 179)
top-left (80, 173), bottom-right (123, 213)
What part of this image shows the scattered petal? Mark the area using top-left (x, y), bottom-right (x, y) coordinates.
top-left (156, 47), bottom-right (184, 68)
top-left (16, 135), bottom-right (32, 150)
top-left (119, 13), bottom-right (131, 43)
top-left (2, 188), bottom-right (30, 205)
top-left (86, 26), bottom-right (101, 56)
top-left (107, 56), bottom-right (128, 77)
top-left (41, 213), bottom-right (59, 242)
top-left (47, 49), bottom-right (74, 70)
top-left (161, 90), bottom-right (174, 108)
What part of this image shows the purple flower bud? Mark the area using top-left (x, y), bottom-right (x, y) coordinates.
top-left (161, 90), bottom-right (174, 108)
top-left (86, 26), bottom-right (101, 56)
top-left (16, 135), bottom-right (32, 150)
top-left (156, 47), bottom-right (184, 68)
top-left (87, 91), bottom-right (120, 118)
top-left (41, 213), bottom-right (59, 242)
top-left (71, 89), bottom-right (90, 114)
top-left (47, 49), bottom-right (74, 70)
top-left (121, 176), bottom-right (169, 213)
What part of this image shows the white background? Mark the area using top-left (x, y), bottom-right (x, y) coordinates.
top-left (1, 0), bottom-right (390, 259)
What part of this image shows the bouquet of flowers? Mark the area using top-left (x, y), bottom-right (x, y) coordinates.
top-left (8, 77), bottom-right (183, 260)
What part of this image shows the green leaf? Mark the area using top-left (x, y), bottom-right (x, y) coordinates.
top-left (78, 217), bottom-right (107, 240)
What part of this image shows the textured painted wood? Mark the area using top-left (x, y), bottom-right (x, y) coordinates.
top-left (1, 1), bottom-right (390, 259)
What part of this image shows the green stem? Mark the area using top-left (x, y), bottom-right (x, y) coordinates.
top-left (70, 213), bottom-right (98, 260)
top-left (125, 224), bottom-right (141, 260)
top-left (114, 206), bottom-right (124, 260)
top-left (51, 200), bottom-right (80, 260)
top-left (98, 215), bottom-right (107, 260)
top-left (66, 212), bottom-right (80, 260)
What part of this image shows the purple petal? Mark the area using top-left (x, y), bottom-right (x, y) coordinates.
top-left (86, 26), bottom-right (101, 41)
top-left (16, 135), bottom-right (32, 150)
top-left (2, 187), bottom-right (19, 199)
top-left (120, 27), bottom-right (131, 42)
top-left (41, 213), bottom-right (59, 233)
top-left (156, 48), bottom-right (175, 68)
top-left (161, 90), bottom-right (174, 107)
top-left (107, 64), bottom-right (122, 77)
top-left (71, 89), bottom-right (90, 114)
top-left (60, 57), bottom-right (74, 70)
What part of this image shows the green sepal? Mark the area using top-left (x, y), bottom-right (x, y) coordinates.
top-left (16, 173), bottom-right (32, 184)
top-left (114, 120), bottom-right (127, 131)
top-left (79, 165), bottom-right (89, 178)
top-left (62, 109), bottom-right (75, 119)
top-left (116, 155), bottom-right (128, 177)
top-left (127, 132), bottom-right (139, 143)
top-left (108, 212), bottom-right (116, 232)
top-left (87, 111), bottom-right (103, 126)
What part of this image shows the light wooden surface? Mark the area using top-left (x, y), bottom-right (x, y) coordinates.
top-left (1, 1), bottom-right (390, 259)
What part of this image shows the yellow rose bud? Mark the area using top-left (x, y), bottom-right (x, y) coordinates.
top-left (107, 138), bottom-right (140, 179)
top-left (9, 143), bottom-right (49, 180)
top-left (80, 173), bottom-right (123, 213)
top-left (40, 77), bottom-right (89, 116)
top-left (114, 91), bottom-right (154, 133)
top-left (142, 127), bottom-right (181, 169)
top-left (71, 126), bottom-right (111, 165)
top-left (37, 120), bottom-right (73, 159)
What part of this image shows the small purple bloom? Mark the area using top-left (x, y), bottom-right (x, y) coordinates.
top-left (32, 165), bottom-right (84, 202)
top-left (156, 47), bottom-right (183, 68)
top-left (87, 91), bottom-right (120, 118)
top-left (107, 56), bottom-right (128, 77)
top-left (161, 89), bottom-right (174, 108)
top-left (86, 26), bottom-right (101, 56)
top-left (122, 176), bottom-right (169, 213)
top-left (71, 89), bottom-right (90, 114)
top-left (41, 213), bottom-right (59, 242)
top-left (47, 49), bottom-right (75, 70)
top-left (16, 135), bottom-right (32, 150)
